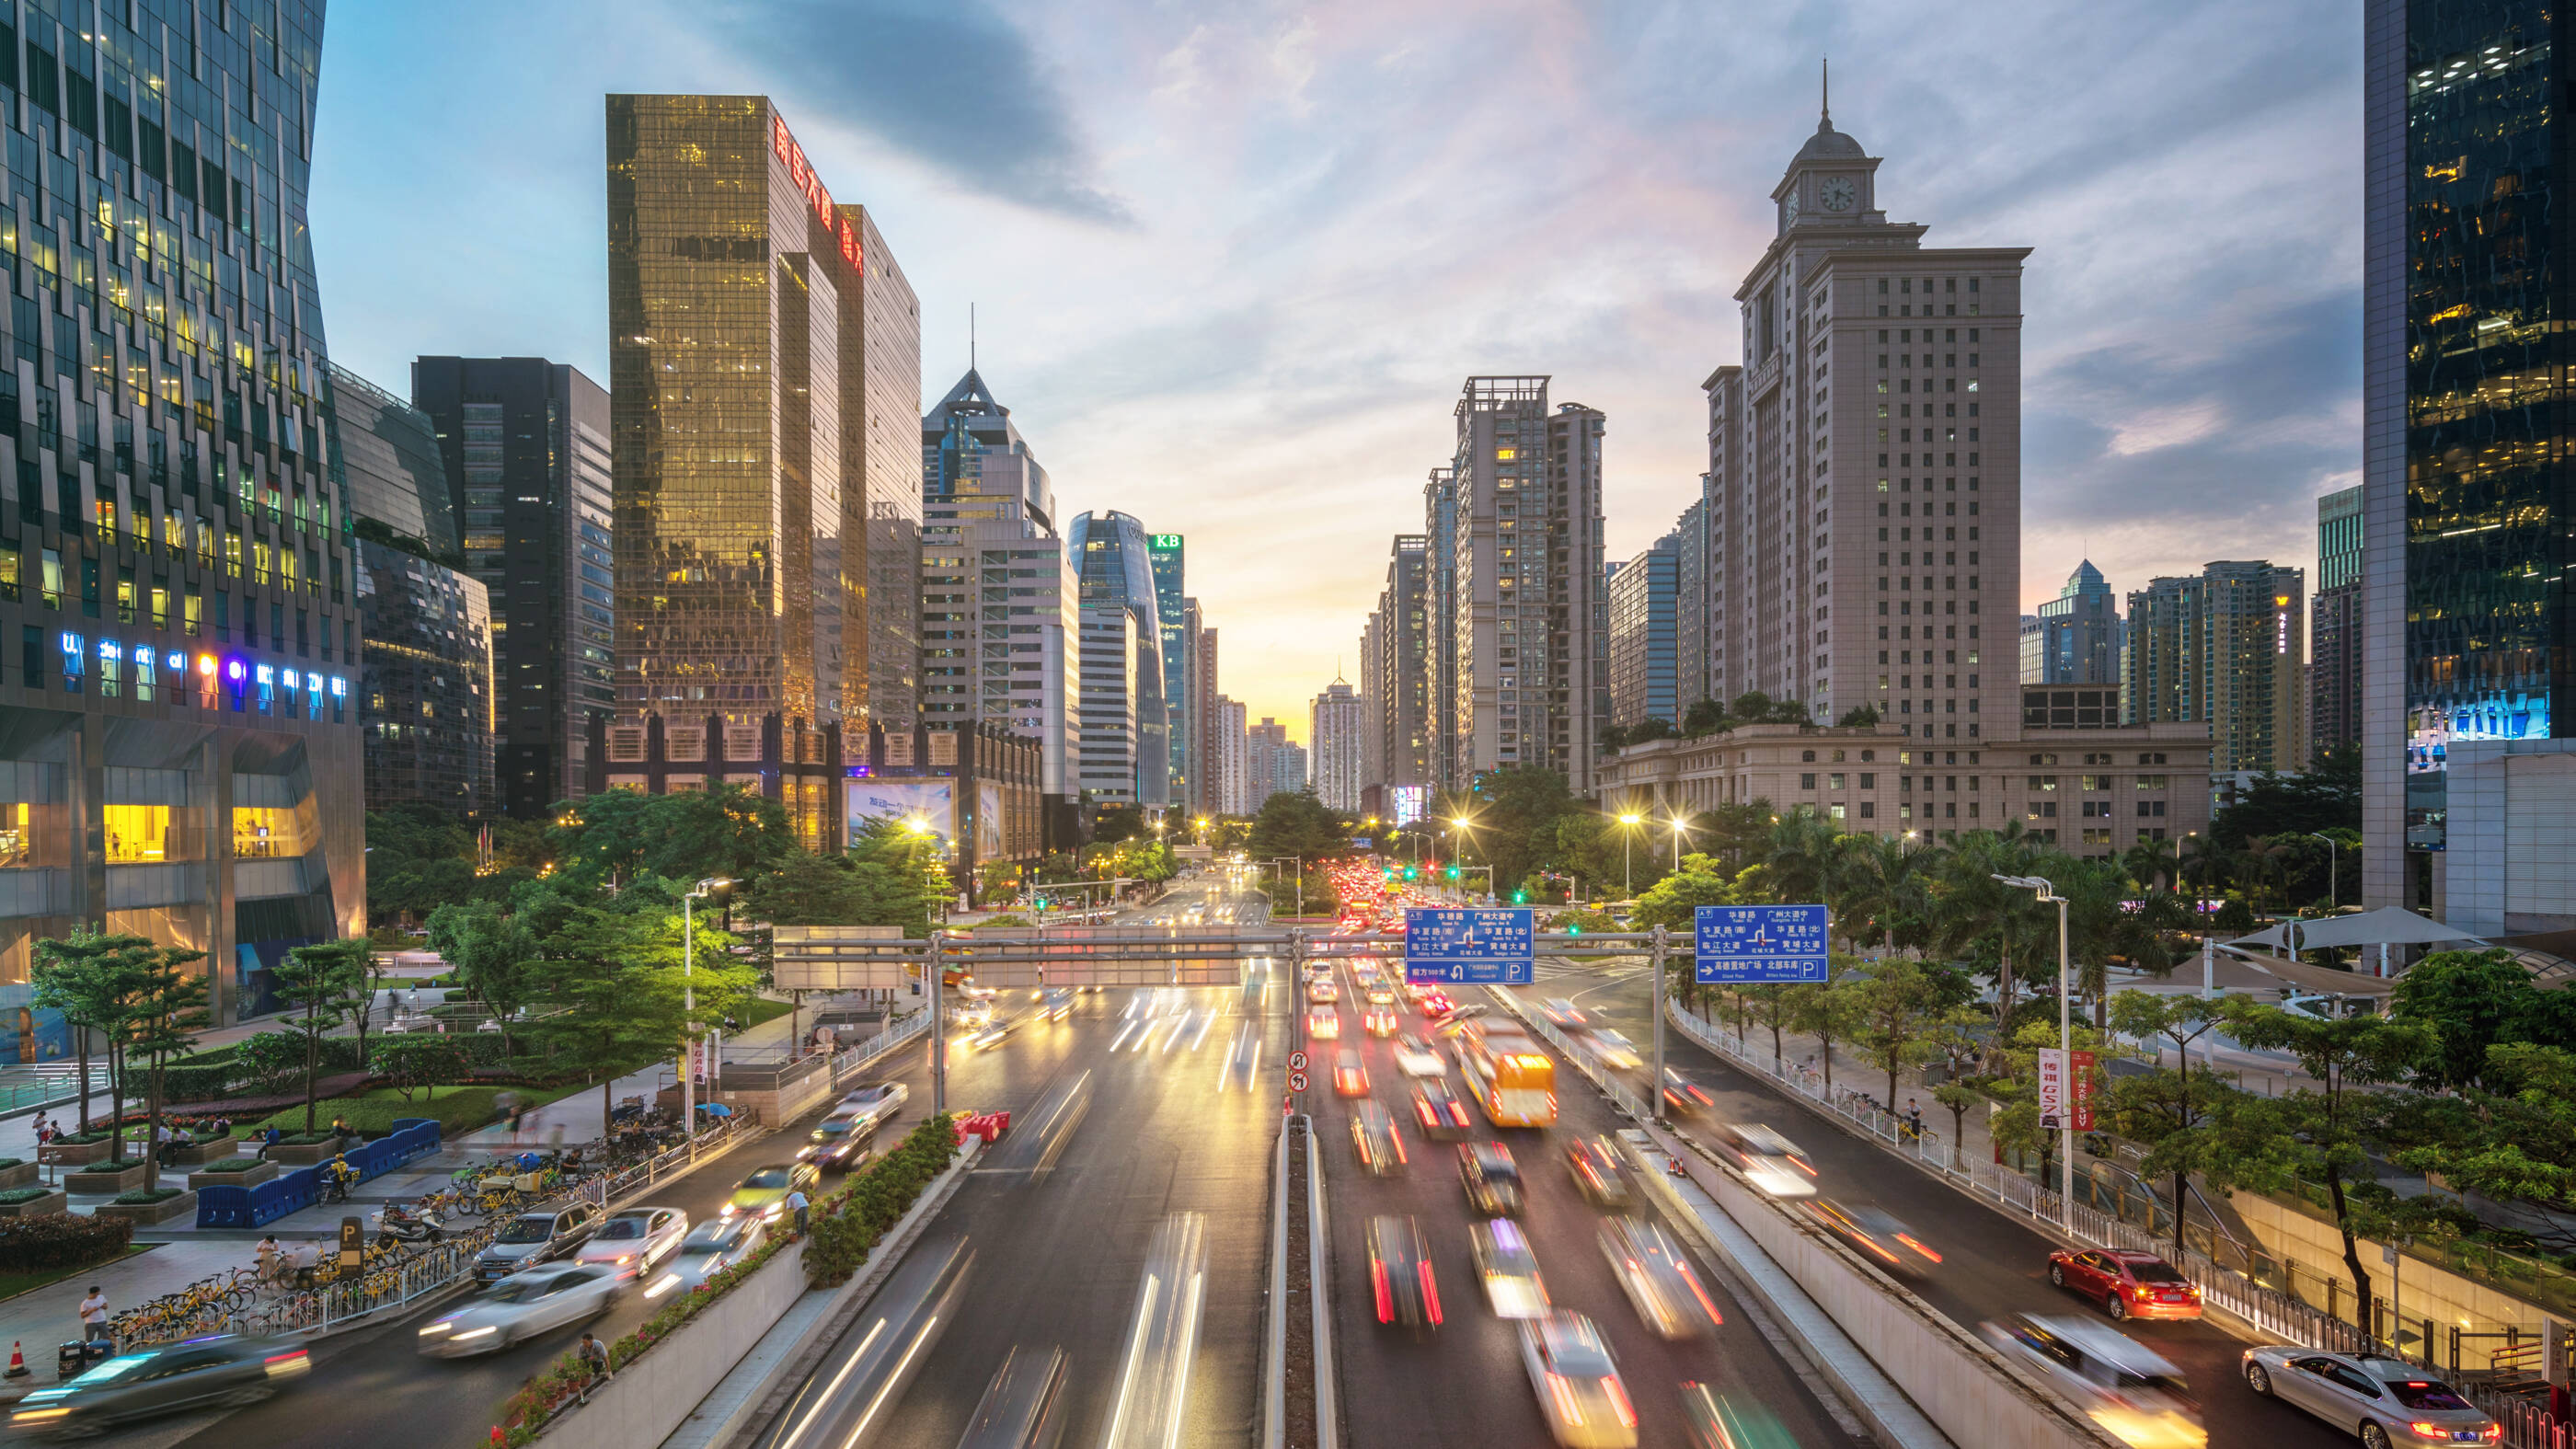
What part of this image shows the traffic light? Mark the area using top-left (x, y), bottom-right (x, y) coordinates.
top-left (1446, 866), bottom-right (1461, 881)
top-left (1402, 866), bottom-right (1418, 881)
top-left (1512, 890), bottom-right (1527, 903)
top-left (1568, 921), bottom-right (1582, 935)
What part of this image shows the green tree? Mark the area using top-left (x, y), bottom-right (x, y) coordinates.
top-left (1679, 697), bottom-right (1729, 736)
top-left (2206, 753), bottom-right (2360, 856)
top-left (233, 1030), bottom-right (310, 1098)
top-left (2214, 1001), bottom-right (2436, 1316)
top-left (748, 848), bottom-right (926, 930)
top-left (372, 1035), bottom-right (472, 1104)
top-left (1631, 853), bottom-right (1747, 932)
top-left (1731, 690), bottom-right (1813, 725)
top-left (425, 898), bottom-right (537, 1050)
top-left (1785, 962), bottom-right (1863, 1092)
top-left (524, 901), bottom-right (761, 1130)
top-left (1847, 958), bottom-right (1947, 1110)
top-left (1454, 765), bottom-right (1579, 892)
top-left (1244, 790), bottom-right (1348, 868)
top-left (2388, 948), bottom-right (2541, 1091)
top-left (1834, 703), bottom-right (1881, 728)
top-left (547, 785), bottom-right (794, 908)
top-left (125, 947), bottom-right (210, 1192)
top-left (272, 938), bottom-right (370, 1133)
top-left (2104, 991), bottom-right (2234, 1258)
top-left (29, 928), bottom-right (155, 1133)
top-left (362, 804), bottom-right (483, 926)
top-left (1922, 1006), bottom-right (1994, 1157)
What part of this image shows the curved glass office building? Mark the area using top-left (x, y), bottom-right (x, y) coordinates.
top-left (1066, 511), bottom-right (1168, 811)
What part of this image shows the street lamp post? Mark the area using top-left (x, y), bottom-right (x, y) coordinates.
top-left (2308, 832), bottom-right (2340, 914)
top-left (1450, 816), bottom-right (1477, 903)
top-left (1995, 873), bottom-right (2072, 1232)
top-left (682, 877), bottom-right (730, 1141)
top-left (1617, 811), bottom-right (1642, 899)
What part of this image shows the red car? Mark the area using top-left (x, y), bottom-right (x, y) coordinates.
top-left (1363, 1006), bottom-right (1399, 1037)
top-left (1418, 992), bottom-right (1455, 1019)
top-left (2047, 1248), bottom-right (2203, 1321)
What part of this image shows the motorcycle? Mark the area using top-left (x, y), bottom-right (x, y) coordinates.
top-left (372, 1201), bottom-right (445, 1246)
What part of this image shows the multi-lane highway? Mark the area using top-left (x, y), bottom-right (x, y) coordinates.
top-left (1518, 956), bottom-right (2352, 1449)
top-left (1302, 947), bottom-right (1861, 1449)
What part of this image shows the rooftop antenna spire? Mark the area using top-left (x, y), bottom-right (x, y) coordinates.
top-left (970, 303), bottom-right (976, 372)
top-left (1822, 56), bottom-right (1831, 126)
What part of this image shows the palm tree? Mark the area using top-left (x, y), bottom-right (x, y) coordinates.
top-left (1833, 834), bottom-right (1926, 956)
top-left (2238, 835), bottom-right (2294, 918)
top-left (1757, 808), bottom-right (1841, 909)
top-left (1928, 833), bottom-right (2050, 1021)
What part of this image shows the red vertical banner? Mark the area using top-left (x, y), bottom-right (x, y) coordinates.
top-left (2070, 1050), bottom-right (2098, 1132)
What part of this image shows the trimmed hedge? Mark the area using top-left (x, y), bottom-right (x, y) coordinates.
top-left (110, 1188), bottom-right (184, 1205)
top-left (0, 1188), bottom-right (51, 1205)
top-left (0, 1158), bottom-right (26, 1172)
top-left (806, 1115), bottom-right (962, 1287)
top-left (0, 1213), bottom-right (132, 1272)
top-left (198, 1158), bottom-right (264, 1174)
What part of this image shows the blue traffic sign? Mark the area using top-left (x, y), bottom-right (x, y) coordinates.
top-left (1695, 904), bottom-right (1830, 983)
top-left (1405, 907), bottom-right (1535, 985)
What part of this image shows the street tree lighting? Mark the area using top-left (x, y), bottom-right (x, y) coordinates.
top-left (1994, 872), bottom-right (2073, 1232)
top-left (681, 877), bottom-right (730, 1141)
top-left (2308, 832), bottom-right (2340, 914)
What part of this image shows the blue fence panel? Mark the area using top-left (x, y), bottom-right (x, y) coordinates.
top-left (195, 1185), bottom-right (251, 1227)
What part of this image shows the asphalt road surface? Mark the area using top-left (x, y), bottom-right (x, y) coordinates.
top-left (93, 879), bottom-right (1247, 1449)
top-left (1305, 949), bottom-right (1862, 1449)
top-left (1524, 957), bottom-right (2353, 1449)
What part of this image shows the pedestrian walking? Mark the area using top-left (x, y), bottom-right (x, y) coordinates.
top-left (785, 1187), bottom-right (810, 1236)
top-left (575, 1332), bottom-right (611, 1402)
top-left (253, 1236), bottom-right (280, 1285)
top-left (76, 1288), bottom-right (107, 1345)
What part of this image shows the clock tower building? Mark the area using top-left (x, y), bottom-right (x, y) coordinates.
top-left (1703, 95), bottom-right (2031, 744)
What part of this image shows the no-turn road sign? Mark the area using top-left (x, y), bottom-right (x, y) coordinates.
top-left (1289, 1051), bottom-right (1309, 1072)
top-left (1289, 1070), bottom-right (1310, 1093)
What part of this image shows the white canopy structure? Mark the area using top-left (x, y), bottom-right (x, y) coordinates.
top-left (2221, 907), bottom-right (2490, 995)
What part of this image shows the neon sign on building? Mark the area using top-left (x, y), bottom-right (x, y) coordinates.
top-left (770, 113), bottom-right (866, 277)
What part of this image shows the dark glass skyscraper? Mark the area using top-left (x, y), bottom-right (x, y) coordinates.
top-left (1066, 510), bottom-right (1167, 811)
top-left (0, 0), bottom-right (362, 1025)
top-left (410, 357), bottom-right (612, 818)
top-left (2363, 1), bottom-right (2576, 926)
top-left (1147, 531), bottom-right (1190, 810)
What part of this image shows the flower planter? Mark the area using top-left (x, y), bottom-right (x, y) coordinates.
top-left (63, 1163), bottom-right (148, 1195)
top-left (36, 1140), bottom-right (110, 1168)
top-left (263, 1137), bottom-right (348, 1167)
top-left (160, 1141), bottom-right (225, 1168)
top-left (96, 1190), bottom-right (196, 1226)
top-left (188, 1161), bottom-right (278, 1190)
top-left (0, 1190), bottom-right (65, 1217)
top-left (0, 1162), bottom-right (38, 1191)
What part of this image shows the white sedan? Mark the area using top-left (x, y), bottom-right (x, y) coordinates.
top-left (1517, 1311), bottom-right (1638, 1448)
top-left (417, 1262), bottom-right (627, 1357)
top-left (1586, 1029), bottom-right (1641, 1071)
top-left (575, 1206), bottom-right (689, 1272)
top-left (1393, 1035), bottom-right (1446, 1078)
top-left (654, 1215), bottom-right (768, 1296)
top-left (838, 1081), bottom-right (908, 1133)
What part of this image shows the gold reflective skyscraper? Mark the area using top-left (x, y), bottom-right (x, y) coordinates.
top-left (604, 96), bottom-right (921, 846)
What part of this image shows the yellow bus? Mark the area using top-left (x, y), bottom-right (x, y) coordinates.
top-left (1460, 1024), bottom-right (1558, 1128)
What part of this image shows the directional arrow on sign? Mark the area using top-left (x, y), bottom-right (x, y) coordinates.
top-left (1289, 1071), bottom-right (1309, 1092)
top-left (1289, 1051), bottom-right (1308, 1072)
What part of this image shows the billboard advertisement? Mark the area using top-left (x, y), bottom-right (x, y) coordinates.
top-left (1388, 785), bottom-right (1429, 827)
top-left (847, 778), bottom-right (955, 845)
top-left (977, 782), bottom-right (1005, 859)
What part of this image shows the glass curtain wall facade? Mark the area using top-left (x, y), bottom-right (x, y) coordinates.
top-left (1147, 532), bottom-right (1190, 811)
top-left (0, 0), bottom-right (363, 1025)
top-left (410, 357), bottom-right (614, 819)
top-left (1065, 509), bottom-right (1167, 811)
top-left (1608, 536), bottom-right (1678, 729)
top-left (606, 96), bottom-right (914, 848)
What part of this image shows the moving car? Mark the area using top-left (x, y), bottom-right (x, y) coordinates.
top-left (2241, 1347), bottom-right (2497, 1449)
top-left (1680, 1384), bottom-right (1802, 1449)
top-left (1393, 1034), bottom-right (1445, 1077)
top-left (2048, 1248), bottom-right (2204, 1322)
top-left (1710, 1122), bottom-right (1816, 1199)
top-left (660, 1214), bottom-right (767, 1294)
top-left (952, 999), bottom-right (996, 1030)
top-left (1412, 1080), bottom-right (1473, 1142)
top-left (799, 1112), bottom-right (880, 1171)
top-left (1459, 1142), bottom-right (1525, 1217)
top-left (1660, 1069), bottom-right (1714, 1113)
top-left (1350, 1102), bottom-right (1408, 1175)
top-left (419, 1262), bottom-right (627, 1358)
top-left (8, 1338), bottom-right (309, 1436)
top-left (1983, 1315), bottom-right (2204, 1449)
top-left (1308, 1006), bottom-right (1342, 1041)
top-left (1587, 1029), bottom-right (1641, 1071)
top-left (1806, 1200), bottom-right (1941, 1278)
top-left (1541, 998), bottom-right (1589, 1029)
top-left (574, 1206), bottom-right (689, 1271)
top-left (839, 1078), bottom-right (908, 1130)
top-left (1365, 985), bottom-right (1397, 1007)
top-left (1333, 1050), bottom-right (1371, 1098)
top-left (1565, 1136), bottom-right (1633, 1210)
top-left (723, 1162), bottom-right (822, 1223)
top-left (1516, 1311), bottom-right (1639, 1448)
top-left (1308, 979), bottom-right (1340, 1005)
top-left (1039, 989), bottom-right (1076, 1020)
top-left (970, 1018), bottom-right (1018, 1050)
top-left (1367, 1214), bottom-right (1443, 1328)
top-left (955, 1346), bottom-right (1072, 1449)
top-left (1598, 1216), bottom-right (1722, 1339)
top-left (1419, 992), bottom-right (1456, 1019)
top-left (1363, 1006), bottom-right (1400, 1038)
top-left (474, 1204), bottom-right (599, 1282)
top-left (1470, 1217), bottom-right (1551, 1318)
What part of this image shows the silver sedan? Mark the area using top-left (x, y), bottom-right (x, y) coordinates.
top-left (2241, 1348), bottom-right (2498, 1449)
top-left (418, 1262), bottom-right (628, 1357)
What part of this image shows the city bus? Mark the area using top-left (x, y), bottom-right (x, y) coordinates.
top-left (1458, 1022), bottom-right (1558, 1128)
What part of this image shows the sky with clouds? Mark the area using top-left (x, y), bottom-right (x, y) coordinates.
top-left (311, 0), bottom-right (2362, 740)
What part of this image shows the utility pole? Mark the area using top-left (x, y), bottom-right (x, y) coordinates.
top-left (1650, 925), bottom-right (1668, 1124)
top-left (928, 932), bottom-right (947, 1116)
top-left (681, 878), bottom-right (727, 1141)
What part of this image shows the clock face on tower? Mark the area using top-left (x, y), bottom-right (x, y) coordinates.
top-left (1819, 176), bottom-right (1857, 213)
top-left (1782, 190), bottom-right (1800, 228)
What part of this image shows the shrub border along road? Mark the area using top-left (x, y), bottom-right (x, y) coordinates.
top-left (491, 1113), bottom-right (961, 1446)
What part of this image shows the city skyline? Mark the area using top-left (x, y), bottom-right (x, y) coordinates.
top-left (310, 0), bottom-right (2362, 730)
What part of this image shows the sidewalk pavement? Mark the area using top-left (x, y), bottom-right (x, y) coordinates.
top-left (0, 993), bottom-right (822, 1360)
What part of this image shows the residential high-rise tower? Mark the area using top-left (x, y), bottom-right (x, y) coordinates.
top-left (1609, 536), bottom-right (1680, 729)
top-left (1311, 677), bottom-right (1367, 811)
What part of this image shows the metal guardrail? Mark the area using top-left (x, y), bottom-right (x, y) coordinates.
top-left (1485, 987), bottom-right (1654, 1122)
top-left (1662, 997), bottom-right (2374, 1360)
top-left (829, 1011), bottom-right (929, 1090)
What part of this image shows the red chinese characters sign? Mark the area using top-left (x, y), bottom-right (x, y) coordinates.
top-left (2070, 1049), bottom-right (2097, 1132)
top-left (770, 113), bottom-right (867, 279)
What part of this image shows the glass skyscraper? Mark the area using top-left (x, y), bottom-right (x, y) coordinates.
top-left (1146, 530), bottom-right (1190, 811)
top-left (0, 0), bottom-right (362, 1025)
top-left (604, 95), bottom-right (920, 848)
top-left (2363, 1), bottom-right (2576, 926)
top-left (1066, 510), bottom-right (1167, 810)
